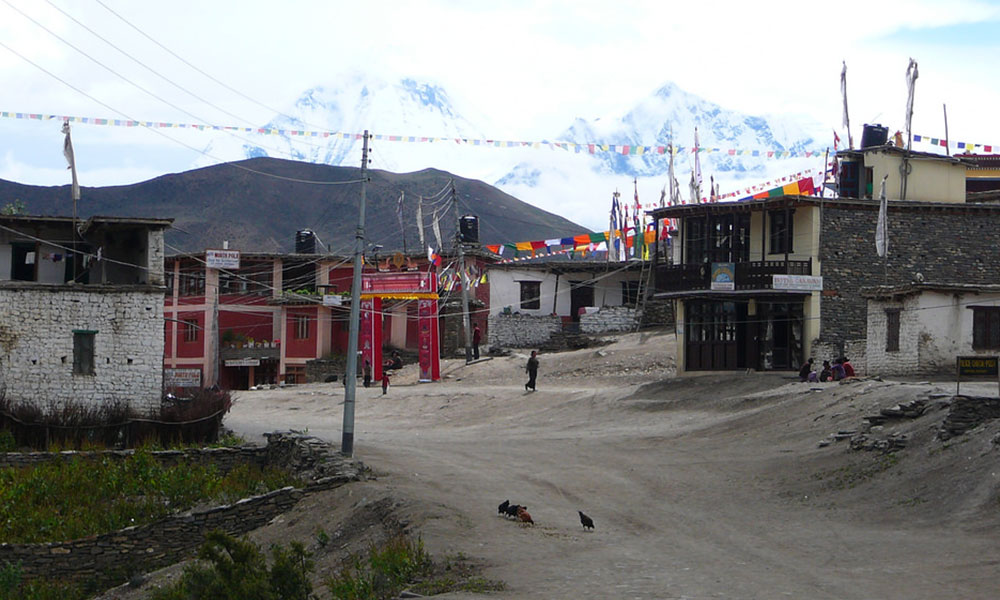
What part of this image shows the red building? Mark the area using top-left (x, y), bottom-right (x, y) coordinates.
top-left (163, 248), bottom-right (494, 390)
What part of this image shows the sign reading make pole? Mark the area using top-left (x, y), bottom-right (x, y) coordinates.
top-left (956, 355), bottom-right (1000, 397)
top-left (206, 249), bottom-right (240, 270)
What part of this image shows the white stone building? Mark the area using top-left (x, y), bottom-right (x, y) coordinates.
top-left (0, 215), bottom-right (172, 412)
top-left (863, 283), bottom-right (1000, 376)
top-left (486, 260), bottom-right (646, 347)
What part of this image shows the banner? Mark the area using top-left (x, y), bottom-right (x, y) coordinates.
top-left (0, 110), bottom-right (829, 159)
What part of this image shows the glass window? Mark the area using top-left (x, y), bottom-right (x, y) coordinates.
top-left (72, 330), bottom-right (95, 375)
top-left (519, 281), bottom-right (541, 310)
top-left (183, 319), bottom-right (199, 343)
top-left (769, 209), bottom-right (794, 255)
top-left (294, 315), bottom-right (310, 339)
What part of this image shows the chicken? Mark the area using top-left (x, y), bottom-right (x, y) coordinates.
top-left (504, 504), bottom-right (522, 519)
top-left (517, 505), bottom-right (534, 525)
top-left (498, 499), bottom-right (510, 515)
top-left (578, 510), bottom-right (594, 530)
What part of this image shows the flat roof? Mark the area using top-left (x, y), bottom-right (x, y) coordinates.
top-left (861, 282), bottom-right (1000, 300)
top-left (0, 214), bottom-right (173, 228)
top-left (647, 194), bottom-right (1000, 218)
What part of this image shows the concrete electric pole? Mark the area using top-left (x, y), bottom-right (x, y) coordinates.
top-left (453, 181), bottom-right (474, 363)
top-left (342, 130), bottom-right (369, 456)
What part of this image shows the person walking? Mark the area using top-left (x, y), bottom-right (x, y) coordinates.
top-left (472, 323), bottom-right (482, 360)
top-left (381, 368), bottom-right (391, 395)
top-left (525, 350), bottom-right (539, 391)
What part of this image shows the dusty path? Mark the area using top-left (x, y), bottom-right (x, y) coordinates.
top-left (225, 331), bottom-right (1000, 599)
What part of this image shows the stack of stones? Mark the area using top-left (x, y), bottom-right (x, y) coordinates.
top-left (579, 306), bottom-right (640, 334)
top-left (939, 396), bottom-right (1000, 440)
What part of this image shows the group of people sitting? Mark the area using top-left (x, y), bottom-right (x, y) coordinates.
top-left (798, 356), bottom-right (855, 383)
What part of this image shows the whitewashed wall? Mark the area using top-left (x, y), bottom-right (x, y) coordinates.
top-left (488, 266), bottom-right (640, 317)
top-left (866, 290), bottom-right (1000, 376)
top-left (0, 285), bottom-right (165, 412)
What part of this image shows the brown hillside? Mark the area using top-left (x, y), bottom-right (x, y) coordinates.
top-left (0, 157), bottom-right (587, 253)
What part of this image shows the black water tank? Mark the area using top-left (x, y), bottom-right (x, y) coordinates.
top-left (459, 215), bottom-right (479, 244)
top-left (861, 124), bottom-right (888, 148)
top-left (295, 229), bottom-right (316, 254)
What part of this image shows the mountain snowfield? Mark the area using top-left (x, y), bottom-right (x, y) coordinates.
top-left (199, 74), bottom-right (829, 232)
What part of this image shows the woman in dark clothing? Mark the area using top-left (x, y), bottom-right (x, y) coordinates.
top-left (525, 350), bottom-right (539, 391)
top-left (819, 360), bottom-right (832, 382)
top-left (798, 358), bottom-right (814, 382)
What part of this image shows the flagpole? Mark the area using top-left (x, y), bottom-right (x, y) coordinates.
top-left (62, 122), bottom-right (81, 281)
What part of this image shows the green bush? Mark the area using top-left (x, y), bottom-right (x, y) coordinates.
top-left (0, 452), bottom-right (300, 543)
top-left (325, 536), bottom-right (432, 600)
top-left (0, 562), bottom-right (85, 600)
top-left (149, 531), bottom-right (314, 600)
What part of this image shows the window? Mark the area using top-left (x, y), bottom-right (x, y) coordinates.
top-left (179, 273), bottom-right (205, 296)
top-left (768, 209), bottom-right (794, 255)
top-left (622, 280), bottom-right (640, 307)
top-left (72, 330), bottom-right (96, 375)
top-left (294, 315), bottom-right (310, 339)
top-left (285, 365), bottom-right (306, 384)
top-left (885, 309), bottom-right (900, 352)
top-left (519, 281), bottom-right (541, 310)
top-left (183, 319), bottom-right (199, 343)
top-left (972, 307), bottom-right (1000, 350)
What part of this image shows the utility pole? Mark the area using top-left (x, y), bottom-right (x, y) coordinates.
top-left (453, 180), bottom-right (473, 363)
top-left (342, 130), bottom-right (369, 456)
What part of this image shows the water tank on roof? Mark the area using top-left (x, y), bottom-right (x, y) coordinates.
top-left (861, 124), bottom-right (888, 149)
top-left (459, 215), bottom-right (479, 244)
top-left (295, 229), bottom-right (316, 254)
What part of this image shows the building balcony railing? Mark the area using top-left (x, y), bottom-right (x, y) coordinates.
top-left (654, 259), bottom-right (812, 293)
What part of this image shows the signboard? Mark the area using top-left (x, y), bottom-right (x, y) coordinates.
top-left (361, 271), bottom-right (435, 295)
top-left (164, 368), bottom-right (201, 388)
top-left (224, 358), bottom-right (260, 367)
top-left (956, 355), bottom-right (1000, 396)
top-left (206, 249), bottom-right (241, 270)
top-left (323, 294), bottom-right (343, 306)
top-left (773, 274), bottom-right (824, 291)
top-left (710, 262), bottom-right (735, 291)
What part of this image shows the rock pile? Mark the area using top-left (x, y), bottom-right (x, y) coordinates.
top-left (939, 396), bottom-right (1000, 440)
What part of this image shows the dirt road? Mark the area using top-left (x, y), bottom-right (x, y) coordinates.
top-left (225, 330), bottom-right (1000, 599)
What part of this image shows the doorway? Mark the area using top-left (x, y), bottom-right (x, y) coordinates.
top-left (570, 281), bottom-right (594, 322)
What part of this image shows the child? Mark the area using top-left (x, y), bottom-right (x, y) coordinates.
top-left (381, 368), bottom-right (390, 395)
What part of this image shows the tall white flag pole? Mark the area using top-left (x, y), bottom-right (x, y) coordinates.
top-left (62, 122), bottom-right (81, 280)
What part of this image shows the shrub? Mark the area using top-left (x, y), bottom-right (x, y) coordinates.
top-left (0, 561), bottom-right (85, 600)
top-left (325, 535), bottom-right (433, 600)
top-left (149, 531), bottom-right (314, 600)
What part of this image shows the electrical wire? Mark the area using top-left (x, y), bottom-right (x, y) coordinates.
top-left (0, 40), bottom-right (364, 186)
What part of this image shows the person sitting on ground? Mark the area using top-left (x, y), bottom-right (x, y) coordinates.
top-left (388, 350), bottom-right (403, 370)
top-left (819, 360), bottom-right (832, 382)
top-left (831, 358), bottom-right (846, 381)
top-left (807, 369), bottom-right (819, 383)
top-left (840, 356), bottom-right (855, 378)
top-left (798, 358), bottom-right (814, 382)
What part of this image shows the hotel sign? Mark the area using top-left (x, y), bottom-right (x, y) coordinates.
top-left (773, 274), bottom-right (823, 291)
top-left (206, 249), bottom-right (241, 270)
top-left (164, 368), bottom-right (201, 388)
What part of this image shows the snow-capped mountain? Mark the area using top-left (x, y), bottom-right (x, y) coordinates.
top-left (202, 74), bottom-right (826, 231)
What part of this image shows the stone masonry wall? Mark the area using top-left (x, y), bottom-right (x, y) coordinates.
top-left (864, 297), bottom-right (921, 376)
top-left (818, 203), bottom-right (1000, 359)
top-left (580, 306), bottom-right (640, 334)
top-left (0, 434), bottom-right (361, 588)
top-left (640, 297), bottom-right (675, 329)
top-left (0, 286), bottom-right (164, 412)
top-left (488, 314), bottom-right (562, 349)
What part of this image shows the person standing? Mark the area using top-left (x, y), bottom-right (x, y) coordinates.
top-left (525, 350), bottom-right (539, 391)
top-left (381, 368), bottom-right (391, 395)
top-left (472, 323), bottom-right (482, 360)
top-left (363, 359), bottom-right (372, 388)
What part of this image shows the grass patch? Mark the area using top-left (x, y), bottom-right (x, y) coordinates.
top-left (325, 538), bottom-right (504, 600)
top-left (0, 450), bottom-right (300, 543)
top-left (812, 454), bottom-right (900, 490)
top-left (0, 561), bottom-right (86, 600)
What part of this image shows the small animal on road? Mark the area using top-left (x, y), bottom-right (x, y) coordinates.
top-left (504, 504), bottom-right (522, 519)
top-left (498, 499), bottom-right (510, 515)
top-left (517, 506), bottom-right (534, 525)
top-left (578, 510), bottom-right (594, 530)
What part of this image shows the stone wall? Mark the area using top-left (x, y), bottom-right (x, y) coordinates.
top-left (488, 314), bottom-right (562, 349)
top-left (817, 203), bottom-right (1000, 362)
top-left (0, 433), bottom-right (361, 589)
top-left (580, 306), bottom-right (640, 334)
top-left (305, 357), bottom-right (345, 383)
top-left (0, 285), bottom-right (164, 412)
top-left (640, 297), bottom-right (675, 329)
top-left (940, 395), bottom-right (1000, 440)
top-left (864, 296), bottom-right (920, 376)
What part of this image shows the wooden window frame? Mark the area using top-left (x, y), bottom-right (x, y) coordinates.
top-left (519, 280), bottom-right (541, 310)
top-left (971, 306), bottom-right (1000, 350)
top-left (885, 308), bottom-right (900, 352)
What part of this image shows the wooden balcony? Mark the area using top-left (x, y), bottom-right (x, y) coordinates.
top-left (654, 259), bottom-right (812, 293)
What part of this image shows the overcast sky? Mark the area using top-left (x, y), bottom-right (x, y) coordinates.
top-left (2, 0), bottom-right (999, 206)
